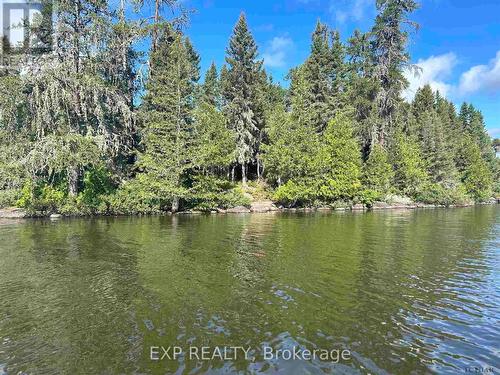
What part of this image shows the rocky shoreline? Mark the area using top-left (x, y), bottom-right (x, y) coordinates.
top-left (1, 198), bottom-right (499, 219)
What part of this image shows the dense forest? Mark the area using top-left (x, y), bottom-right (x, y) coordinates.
top-left (0, 0), bottom-right (498, 215)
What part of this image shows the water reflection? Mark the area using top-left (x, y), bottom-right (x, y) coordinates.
top-left (0, 207), bottom-right (498, 374)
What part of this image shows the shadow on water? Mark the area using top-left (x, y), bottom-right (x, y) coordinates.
top-left (0, 206), bottom-right (498, 374)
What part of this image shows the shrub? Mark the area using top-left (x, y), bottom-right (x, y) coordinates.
top-left (358, 189), bottom-right (382, 207)
top-left (415, 183), bottom-right (469, 206)
top-left (17, 180), bottom-right (66, 214)
top-left (0, 189), bottom-right (21, 208)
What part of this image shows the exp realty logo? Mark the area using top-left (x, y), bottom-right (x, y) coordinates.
top-left (0, 0), bottom-right (51, 64)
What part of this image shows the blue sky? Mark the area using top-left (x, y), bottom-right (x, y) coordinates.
top-left (164, 0), bottom-right (500, 137)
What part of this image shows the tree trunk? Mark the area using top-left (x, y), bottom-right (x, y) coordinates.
top-left (68, 166), bottom-right (79, 197)
top-left (256, 156), bottom-right (261, 181)
top-left (171, 196), bottom-right (180, 213)
top-left (231, 166), bottom-right (236, 183)
top-left (242, 162), bottom-right (247, 186)
top-left (152, 0), bottom-right (161, 53)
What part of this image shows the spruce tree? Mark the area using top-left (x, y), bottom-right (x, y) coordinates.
top-left (302, 21), bottom-right (347, 132)
top-left (201, 62), bottom-right (220, 108)
top-left (413, 86), bottom-right (457, 187)
top-left (139, 26), bottom-right (199, 212)
top-left (223, 13), bottom-right (263, 184)
top-left (347, 29), bottom-right (379, 156)
top-left (371, 0), bottom-right (418, 146)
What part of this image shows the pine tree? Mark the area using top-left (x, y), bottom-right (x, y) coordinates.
top-left (223, 13), bottom-right (263, 184)
top-left (371, 0), bottom-right (418, 146)
top-left (346, 29), bottom-right (379, 156)
top-left (201, 62), bottom-right (220, 107)
top-left (139, 26), bottom-right (199, 212)
top-left (413, 86), bottom-right (457, 187)
top-left (194, 63), bottom-right (234, 172)
top-left (302, 21), bottom-right (347, 132)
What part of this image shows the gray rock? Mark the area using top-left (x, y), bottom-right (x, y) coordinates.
top-left (351, 204), bottom-right (365, 210)
top-left (385, 194), bottom-right (414, 206)
top-left (372, 201), bottom-right (390, 209)
top-left (0, 208), bottom-right (27, 218)
top-left (50, 213), bottom-right (62, 219)
top-left (226, 206), bottom-right (251, 213)
top-left (250, 200), bottom-right (277, 213)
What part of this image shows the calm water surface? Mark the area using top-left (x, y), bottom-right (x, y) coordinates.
top-left (0, 207), bottom-right (499, 374)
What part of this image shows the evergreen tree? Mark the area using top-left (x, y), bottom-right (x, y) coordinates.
top-left (194, 64), bottom-right (234, 173)
top-left (318, 113), bottom-right (362, 201)
top-left (391, 133), bottom-right (428, 197)
top-left (363, 143), bottom-right (394, 196)
top-left (456, 135), bottom-right (493, 201)
top-left (201, 62), bottom-right (220, 107)
top-left (347, 29), bottom-right (379, 156)
top-left (22, 0), bottom-right (136, 196)
top-left (138, 26), bottom-right (199, 212)
top-left (302, 21), bottom-right (347, 132)
top-left (413, 86), bottom-right (457, 187)
top-left (371, 0), bottom-right (418, 146)
top-left (262, 106), bottom-right (319, 188)
top-left (223, 13), bottom-right (263, 184)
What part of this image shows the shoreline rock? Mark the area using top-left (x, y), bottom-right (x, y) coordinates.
top-left (0, 208), bottom-right (27, 218)
top-left (250, 200), bottom-right (278, 213)
top-left (226, 206), bottom-right (251, 214)
top-left (2, 199), bottom-right (497, 219)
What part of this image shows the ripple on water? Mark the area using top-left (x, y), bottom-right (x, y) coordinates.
top-left (0, 207), bottom-right (498, 374)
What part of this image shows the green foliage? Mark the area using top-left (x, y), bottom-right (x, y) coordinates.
top-left (108, 177), bottom-right (164, 215)
top-left (363, 144), bottom-right (394, 195)
top-left (273, 179), bottom-right (317, 207)
top-left (193, 102), bottom-right (234, 169)
top-left (138, 25), bottom-right (199, 212)
top-left (1, 6), bottom-right (497, 215)
top-left (415, 183), bottom-right (469, 207)
top-left (318, 113), bottom-right (362, 201)
top-left (456, 136), bottom-right (493, 201)
top-left (17, 180), bottom-right (66, 214)
top-left (261, 107), bottom-right (319, 185)
top-left (223, 13), bottom-right (265, 182)
top-left (391, 134), bottom-right (428, 197)
top-left (0, 189), bottom-right (21, 208)
top-left (358, 189), bottom-right (382, 207)
top-left (188, 175), bottom-right (251, 211)
top-left (79, 166), bottom-right (116, 212)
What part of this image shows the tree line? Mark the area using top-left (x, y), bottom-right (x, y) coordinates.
top-left (0, 0), bottom-right (498, 215)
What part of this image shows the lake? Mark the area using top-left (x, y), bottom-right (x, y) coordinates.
top-left (0, 207), bottom-right (499, 374)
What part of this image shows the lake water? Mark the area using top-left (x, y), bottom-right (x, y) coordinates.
top-left (0, 207), bottom-right (499, 374)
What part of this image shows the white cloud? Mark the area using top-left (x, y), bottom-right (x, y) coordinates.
top-left (262, 36), bottom-right (294, 69)
top-left (403, 53), bottom-right (457, 101)
top-left (458, 51), bottom-right (500, 95)
top-left (331, 0), bottom-right (372, 25)
top-left (488, 127), bottom-right (500, 138)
